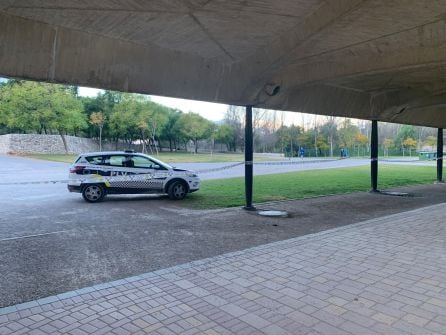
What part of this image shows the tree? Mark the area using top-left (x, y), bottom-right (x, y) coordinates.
top-left (383, 138), bottom-right (394, 156)
top-left (223, 106), bottom-right (244, 152)
top-left (216, 123), bottom-right (237, 151)
top-left (403, 138), bottom-right (417, 156)
top-left (338, 119), bottom-right (360, 155)
top-left (354, 133), bottom-right (369, 156)
top-left (0, 81), bottom-right (86, 152)
top-left (320, 117), bottom-right (338, 157)
top-left (175, 112), bottom-right (213, 153)
top-left (46, 86), bottom-right (86, 153)
top-left (424, 136), bottom-right (437, 151)
top-left (89, 112), bottom-right (106, 151)
top-left (0, 81), bottom-right (50, 133)
top-left (275, 124), bottom-right (303, 155)
top-left (396, 125), bottom-right (417, 155)
top-left (137, 102), bottom-right (169, 154)
top-left (108, 94), bottom-right (141, 148)
top-left (160, 109), bottom-right (182, 151)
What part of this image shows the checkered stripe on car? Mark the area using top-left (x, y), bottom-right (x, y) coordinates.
top-left (108, 179), bottom-right (164, 189)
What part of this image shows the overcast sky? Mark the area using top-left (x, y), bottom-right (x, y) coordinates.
top-left (78, 87), bottom-right (227, 121)
top-left (1, 78), bottom-right (330, 127)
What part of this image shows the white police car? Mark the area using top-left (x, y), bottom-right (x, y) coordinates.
top-left (68, 150), bottom-right (200, 202)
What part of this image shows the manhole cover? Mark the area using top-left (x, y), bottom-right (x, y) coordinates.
top-left (380, 191), bottom-right (410, 197)
top-left (257, 210), bottom-right (289, 217)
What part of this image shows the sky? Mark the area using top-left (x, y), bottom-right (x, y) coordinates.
top-left (78, 87), bottom-right (228, 122)
top-left (2, 79), bottom-right (336, 127)
top-left (78, 86), bottom-right (312, 126)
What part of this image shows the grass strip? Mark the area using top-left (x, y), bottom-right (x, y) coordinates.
top-left (183, 165), bottom-right (436, 209)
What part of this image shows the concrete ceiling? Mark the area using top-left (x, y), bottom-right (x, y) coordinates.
top-left (1, 0), bottom-right (446, 127)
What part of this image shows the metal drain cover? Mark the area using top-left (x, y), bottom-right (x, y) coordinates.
top-left (380, 191), bottom-right (410, 197)
top-left (257, 210), bottom-right (289, 217)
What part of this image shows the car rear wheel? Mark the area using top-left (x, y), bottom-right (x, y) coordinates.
top-left (82, 184), bottom-right (106, 203)
top-left (168, 181), bottom-right (187, 200)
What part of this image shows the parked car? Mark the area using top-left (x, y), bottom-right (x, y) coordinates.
top-left (67, 150), bottom-right (200, 202)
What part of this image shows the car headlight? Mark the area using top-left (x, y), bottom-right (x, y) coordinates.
top-left (186, 172), bottom-right (198, 177)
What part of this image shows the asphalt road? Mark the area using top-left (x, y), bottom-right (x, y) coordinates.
top-left (1, 154), bottom-right (445, 307)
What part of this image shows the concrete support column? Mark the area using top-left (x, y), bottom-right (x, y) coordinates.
top-left (437, 128), bottom-right (443, 182)
top-left (244, 105), bottom-right (255, 210)
top-left (371, 120), bottom-right (379, 192)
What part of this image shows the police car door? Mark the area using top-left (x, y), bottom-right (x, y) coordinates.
top-left (127, 155), bottom-right (156, 191)
top-left (105, 154), bottom-right (133, 190)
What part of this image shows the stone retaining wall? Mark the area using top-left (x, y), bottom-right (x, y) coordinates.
top-left (0, 134), bottom-right (136, 154)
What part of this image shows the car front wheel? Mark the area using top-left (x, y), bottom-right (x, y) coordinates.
top-left (82, 184), bottom-right (106, 203)
top-left (168, 181), bottom-right (187, 200)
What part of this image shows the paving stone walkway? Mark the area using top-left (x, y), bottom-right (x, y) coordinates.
top-left (2, 203), bottom-right (446, 335)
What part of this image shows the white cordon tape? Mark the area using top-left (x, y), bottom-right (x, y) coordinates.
top-left (195, 162), bottom-right (244, 173)
top-left (0, 159), bottom-right (342, 186)
top-left (254, 159), bottom-right (338, 166)
top-left (0, 180), bottom-right (70, 186)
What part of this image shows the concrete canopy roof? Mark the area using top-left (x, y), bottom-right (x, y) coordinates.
top-left (1, 0), bottom-right (446, 127)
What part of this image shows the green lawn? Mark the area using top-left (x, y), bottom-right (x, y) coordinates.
top-left (183, 165), bottom-right (436, 209)
top-left (24, 152), bottom-right (282, 164)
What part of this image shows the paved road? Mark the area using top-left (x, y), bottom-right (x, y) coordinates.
top-left (1, 154), bottom-right (445, 308)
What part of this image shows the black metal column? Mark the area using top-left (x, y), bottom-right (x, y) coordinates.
top-left (244, 105), bottom-right (255, 210)
top-left (371, 120), bottom-right (379, 192)
top-left (437, 128), bottom-right (443, 182)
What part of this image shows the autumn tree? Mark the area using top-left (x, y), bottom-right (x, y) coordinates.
top-left (354, 133), bottom-right (369, 156)
top-left (403, 138), bottom-right (417, 156)
top-left (424, 136), bottom-right (437, 151)
top-left (383, 138), bottom-right (394, 156)
top-left (396, 125), bottom-right (417, 156)
top-left (89, 112), bottom-right (106, 151)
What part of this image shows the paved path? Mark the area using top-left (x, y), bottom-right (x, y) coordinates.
top-left (2, 203), bottom-right (446, 334)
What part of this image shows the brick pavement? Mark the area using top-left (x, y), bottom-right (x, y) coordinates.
top-left (1, 203), bottom-right (446, 334)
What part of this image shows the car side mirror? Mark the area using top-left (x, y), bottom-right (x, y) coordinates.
top-left (153, 164), bottom-right (161, 170)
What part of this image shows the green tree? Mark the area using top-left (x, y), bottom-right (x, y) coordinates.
top-left (338, 119), bottom-right (360, 154)
top-left (108, 94), bottom-right (170, 152)
top-left (275, 125), bottom-right (303, 155)
top-left (160, 109), bottom-right (182, 152)
top-left (175, 112), bottom-right (213, 153)
top-left (0, 81), bottom-right (86, 152)
top-left (109, 94), bottom-right (141, 148)
top-left (46, 86), bottom-right (86, 152)
top-left (137, 101), bottom-right (169, 154)
top-left (215, 123), bottom-right (236, 151)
